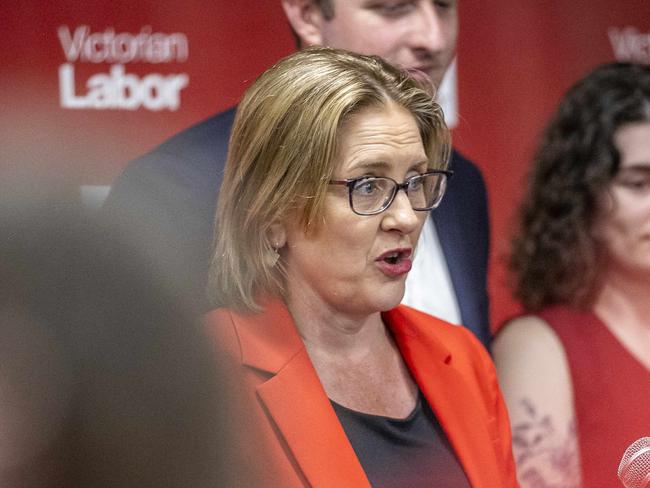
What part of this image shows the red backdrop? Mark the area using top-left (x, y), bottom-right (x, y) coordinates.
top-left (2, 1), bottom-right (649, 329)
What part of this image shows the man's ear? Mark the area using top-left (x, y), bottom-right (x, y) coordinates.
top-left (281, 0), bottom-right (327, 47)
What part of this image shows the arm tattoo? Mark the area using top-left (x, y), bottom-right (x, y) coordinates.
top-left (511, 398), bottom-right (581, 488)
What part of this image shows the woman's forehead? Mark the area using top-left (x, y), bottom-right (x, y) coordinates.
top-left (614, 122), bottom-right (650, 168)
top-left (334, 104), bottom-right (425, 170)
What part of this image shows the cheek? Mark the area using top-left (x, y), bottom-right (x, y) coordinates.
top-left (595, 197), bottom-right (645, 246)
top-left (285, 207), bottom-right (377, 276)
top-left (617, 190), bottom-right (650, 224)
top-left (329, 15), bottom-right (402, 58)
top-left (358, 25), bottom-right (410, 60)
top-left (444, 17), bottom-right (459, 46)
top-left (320, 212), bottom-right (378, 264)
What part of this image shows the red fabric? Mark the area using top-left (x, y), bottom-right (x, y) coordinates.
top-left (539, 306), bottom-right (650, 488)
top-left (204, 298), bottom-right (518, 487)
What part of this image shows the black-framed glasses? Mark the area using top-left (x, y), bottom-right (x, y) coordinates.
top-left (329, 170), bottom-right (453, 216)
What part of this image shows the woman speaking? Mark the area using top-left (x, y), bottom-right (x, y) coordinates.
top-left (206, 47), bottom-right (517, 487)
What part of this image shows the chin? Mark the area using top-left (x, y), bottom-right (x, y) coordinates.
top-left (373, 283), bottom-right (406, 312)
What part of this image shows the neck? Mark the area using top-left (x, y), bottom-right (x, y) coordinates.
top-left (592, 269), bottom-right (650, 331)
top-left (591, 268), bottom-right (650, 370)
top-left (286, 288), bottom-right (388, 360)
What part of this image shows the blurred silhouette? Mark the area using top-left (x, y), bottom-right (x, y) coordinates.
top-left (0, 180), bottom-right (241, 487)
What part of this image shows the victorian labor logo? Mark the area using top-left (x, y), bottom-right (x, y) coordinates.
top-left (57, 25), bottom-right (189, 111)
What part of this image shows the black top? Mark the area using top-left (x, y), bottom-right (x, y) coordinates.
top-left (331, 393), bottom-right (471, 488)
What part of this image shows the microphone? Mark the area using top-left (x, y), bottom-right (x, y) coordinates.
top-left (618, 437), bottom-right (650, 488)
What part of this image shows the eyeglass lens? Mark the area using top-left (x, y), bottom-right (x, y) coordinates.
top-left (350, 173), bottom-right (446, 215)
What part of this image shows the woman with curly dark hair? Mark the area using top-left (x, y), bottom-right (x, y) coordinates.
top-left (493, 62), bottom-right (650, 488)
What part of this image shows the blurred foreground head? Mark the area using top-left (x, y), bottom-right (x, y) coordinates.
top-left (0, 184), bottom-right (237, 487)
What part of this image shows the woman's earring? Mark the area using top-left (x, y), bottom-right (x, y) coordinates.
top-left (268, 243), bottom-right (280, 267)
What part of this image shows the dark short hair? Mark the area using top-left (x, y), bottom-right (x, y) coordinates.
top-left (511, 62), bottom-right (650, 311)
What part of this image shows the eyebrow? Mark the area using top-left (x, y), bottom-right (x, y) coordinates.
top-left (349, 161), bottom-right (390, 171)
top-left (618, 163), bottom-right (650, 173)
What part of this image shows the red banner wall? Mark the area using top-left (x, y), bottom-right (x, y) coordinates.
top-left (1, 1), bottom-right (294, 184)
top-left (2, 1), bottom-right (649, 329)
top-left (454, 1), bottom-right (650, 327)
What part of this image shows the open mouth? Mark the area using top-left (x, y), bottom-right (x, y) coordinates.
top-left (383, 252), bottom-right (401, 265)
top-left (376, 249), bottom-right (413, 276)
top-left (378, 248), bottom-right (412, 263)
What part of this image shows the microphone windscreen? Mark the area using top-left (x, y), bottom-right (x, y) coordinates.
top-left (618, 437), bottom-right (650, 488)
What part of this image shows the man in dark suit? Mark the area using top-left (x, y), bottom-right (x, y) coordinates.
top-left (104, 0), bottom-right (491, 348)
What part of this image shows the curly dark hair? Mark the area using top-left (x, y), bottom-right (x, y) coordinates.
top-left (511, 62), bottom-right (650, 311)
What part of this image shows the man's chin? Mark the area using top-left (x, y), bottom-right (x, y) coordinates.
top-left (425, 68), bottom-right (446, 89)
top-left (403, 66), bottom-right (445, 89)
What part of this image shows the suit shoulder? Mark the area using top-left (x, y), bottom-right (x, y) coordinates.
top-left (105, 108), bottom-right (236, 206)
top-left (120, 108), bottom-right (235, 173)
top-left (159, 107), bottom-right (236, 150)
top-left (139, 107), bottom-right (235, 165)
top-left (450, 148), bottom-right (486, 188)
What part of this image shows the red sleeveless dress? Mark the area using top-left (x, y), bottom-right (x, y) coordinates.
top-left (539, 306), bottom-right (650, 488)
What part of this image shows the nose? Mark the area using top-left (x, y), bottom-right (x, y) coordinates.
top-left (381, 189), bottom-right (421, 235)
top-left (408, 3), bottom-right (448, 54)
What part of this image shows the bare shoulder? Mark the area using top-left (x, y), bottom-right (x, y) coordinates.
top-left (492, 315), bottom-right (573, 411)
top-left (493, 315), bottom-right (561, 350)
top-left (493, 315), bottom-right (581, 487)
top-left (493, 315), bottom-right (567, 368)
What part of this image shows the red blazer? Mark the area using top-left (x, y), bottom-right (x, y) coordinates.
top-left (205, 299), bottom-right (518, 487)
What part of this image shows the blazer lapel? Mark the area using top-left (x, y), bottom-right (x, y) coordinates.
top-left (233, 299), bottom-right (370, 487)
top-left (385, 307), bottom-right (501, 488)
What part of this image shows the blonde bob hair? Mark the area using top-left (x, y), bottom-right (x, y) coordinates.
top-left (209, 47), bottom-right (450, 312)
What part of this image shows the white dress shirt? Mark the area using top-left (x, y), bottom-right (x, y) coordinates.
top-left (402, 216), bottom-right (461, 325)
